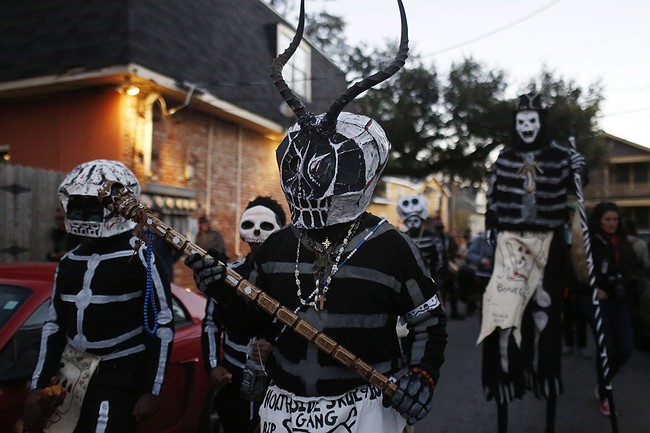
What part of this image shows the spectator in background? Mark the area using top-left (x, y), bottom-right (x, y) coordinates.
top-left (464, 231), bottom-right (495, 315)
top-left (625, 219), bottom-right (650, 276)
top-left (584, 202), bottom-right (637, 416)
top-left (196, 215), bottom-right (227, 261)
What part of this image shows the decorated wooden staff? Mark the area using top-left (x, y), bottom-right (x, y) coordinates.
top-left (569, 136), bottom-right (619, 433)
top-left (98, 180), bottom-right (398, 398)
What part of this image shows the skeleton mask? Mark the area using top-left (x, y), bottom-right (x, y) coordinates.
top-left (277, 112), bottom-right (389, 228)
top-left (239, 205), bottom-right (282, 244)
top-left (397, 194), bottom-right (428, 223)
top-left (59, 159), bottom-right (140, 238)
top-left (515, 110), bottom-right (540, 144)
top-left (271, 0), bottom-right (407, 229)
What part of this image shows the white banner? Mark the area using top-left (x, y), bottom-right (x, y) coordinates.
top-left (259, 384), bottom-right (406, 433)
top-left (44, 345), bottom-right (101, 433)
top-left (477, 230), bottom-right (553, 346)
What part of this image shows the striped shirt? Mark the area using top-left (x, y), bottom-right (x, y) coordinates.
top-left (210, 213), bottom-right (447, 397)
top-left (488, 141), bottom-right (573, 231)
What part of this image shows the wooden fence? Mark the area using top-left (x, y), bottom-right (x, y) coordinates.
top-left (0, 164), bottom-right (67, 264)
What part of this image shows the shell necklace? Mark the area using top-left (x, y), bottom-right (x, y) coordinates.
top-left (294, 217), bottom-right (386, 311)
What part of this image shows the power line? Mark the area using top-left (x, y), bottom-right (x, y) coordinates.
top-left (424, 0), bottom-right (564, 58)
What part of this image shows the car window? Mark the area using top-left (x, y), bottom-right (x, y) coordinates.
top-left (0, 284), bottom-right (32, 329)
top-left (172, 295), bottom-right (192, 329)
top-left (0, 299), bottom-right (48, 384)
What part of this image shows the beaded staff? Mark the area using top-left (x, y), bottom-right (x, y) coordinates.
top-left (98, 180), bottom-right (398, 398)
top-left (569, 136), bottom-right (619, 433)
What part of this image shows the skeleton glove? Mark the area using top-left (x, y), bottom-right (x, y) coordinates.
top-left (184, 249), bottom-right (230, 303)
top-left (389, 367), bottom-right (436, 425)
top-left (569, 150), bottom-right (586, 174)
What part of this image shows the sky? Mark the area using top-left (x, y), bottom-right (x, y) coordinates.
top-left (306, 0), bottom-right (650, 146)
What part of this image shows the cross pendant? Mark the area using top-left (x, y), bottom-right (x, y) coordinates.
top-left (322, 238), bottom-right (331, 249)
top-left (316, 294), bottom-right (327, 310)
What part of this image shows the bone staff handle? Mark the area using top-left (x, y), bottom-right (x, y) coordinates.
top-left (98, 180), bottom-right (398, 398)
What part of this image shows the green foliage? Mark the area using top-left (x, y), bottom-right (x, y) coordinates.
top-left (287, 7), bottom-right (607, 185)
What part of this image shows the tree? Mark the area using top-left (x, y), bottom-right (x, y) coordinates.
top-left (344, 44), bottom-right (444, 178)
top-left (441, 58), bottom-right (512, 185)
top-left (264, 2), bottom-right (607, 184)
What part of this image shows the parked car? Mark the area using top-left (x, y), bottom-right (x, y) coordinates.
top-left (0, 262), bottom-right (219, 433)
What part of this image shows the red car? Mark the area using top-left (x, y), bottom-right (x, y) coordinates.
top-left (0, 262), bottom-right (218, 433)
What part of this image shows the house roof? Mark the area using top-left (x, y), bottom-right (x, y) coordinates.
top-left (0, 0), bottom-right (347, 128)
top-left (602, 132), bottom-right (650, 161)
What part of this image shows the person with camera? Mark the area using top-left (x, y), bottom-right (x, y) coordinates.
top-left (585, 201), bottom-right (637, 416)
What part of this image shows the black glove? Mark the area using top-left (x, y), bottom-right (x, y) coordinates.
top-left (184, 249), bottom-right (228, 300)
top-left (389, 368), bottom-right (435, 425)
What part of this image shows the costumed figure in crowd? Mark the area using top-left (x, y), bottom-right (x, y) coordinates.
top-left (431, 218), bottom-right (461, 318)
top-left (476, 94), bottom-right (586, 433)
top-left (397, 194), bottom-right (437, 275)
top-left (25, 160), bottom-right (174, 433)
top-left (202, 196), bottom-right (285, 433)
top-left (185, 1), bottom-right (447, 431)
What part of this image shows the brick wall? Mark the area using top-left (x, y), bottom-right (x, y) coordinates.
top-left (149, 107), bottom-right (288, 262)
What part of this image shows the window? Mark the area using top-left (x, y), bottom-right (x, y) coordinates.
top-left (277, 24), bottom-right (312, 101)
top-left (172, 295), bottom-right (192, 329)
top-left (632, 162), bottom-right (649, 184)
top-left (613, 164), bottom-right (629, 184)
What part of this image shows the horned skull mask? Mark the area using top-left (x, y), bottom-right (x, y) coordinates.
top-left (277, 113), bottom-right (389, 228)
top-left (271, 0), bottom-right (407, 229)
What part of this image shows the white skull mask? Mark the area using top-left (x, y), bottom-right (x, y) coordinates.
top-left (515, 110), bottom-right (541, 144)
top-left (397, 194), bottom-right (428, 223)
top-left (239, 206), bottom-right (282, 244)
top-left (58, 159), bottom-right (140, 238)
top-left (277, 112), bottom-right (389, 229)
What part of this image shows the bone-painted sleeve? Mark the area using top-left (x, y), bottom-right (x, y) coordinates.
top-left (31, 267), bottom-right (67, 390)
top-left (142, 248), bottom-right (175, 396)
top-left (399, 232), bottom-right (447, 382)
top-left (201, 298), bottom-right (222, 370)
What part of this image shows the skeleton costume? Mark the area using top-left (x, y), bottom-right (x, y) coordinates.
top-left (30, 160), bottom-right (174, 433)
top-left (186, 1), bottom-right (446, 431)
top-left (478, 95), bottom-right (585, 433)
top-left (202, 197), bottom-right (286, 433)
top-left (397, 195), bottom-right (437, 270)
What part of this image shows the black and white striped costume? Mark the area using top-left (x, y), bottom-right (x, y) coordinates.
top-left (202, 255), bottom-right (261, 433)
top-left (487, 142), bottom-right (573, 232)
top-left (32, 233), bottom-right (174, 432)
top-left (482, 141), bottom-right (573, 403)
top-left (211, 213), bottom-right (447, 397)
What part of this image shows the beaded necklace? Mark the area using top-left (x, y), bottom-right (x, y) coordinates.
top-left (294, 217), bottom-right (386, 311)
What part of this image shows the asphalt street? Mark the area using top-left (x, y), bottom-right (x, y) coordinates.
top-left (417, 309), bottom-right (650, 433)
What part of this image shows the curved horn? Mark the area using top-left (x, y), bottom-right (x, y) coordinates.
top-left (270, 0), bottom-right (308, 122)
top-left (321, 0), bottom-right (409, 132)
